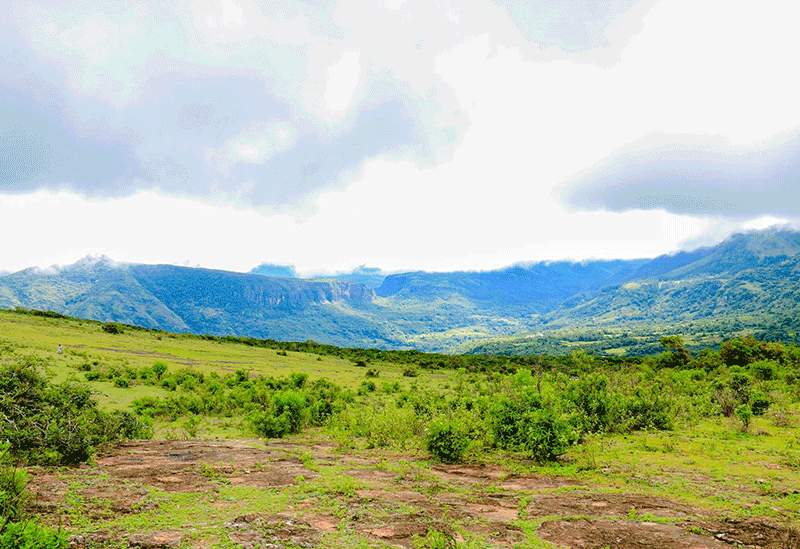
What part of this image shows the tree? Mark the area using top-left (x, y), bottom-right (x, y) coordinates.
top-left (656, 335), bottom-right (691, 368)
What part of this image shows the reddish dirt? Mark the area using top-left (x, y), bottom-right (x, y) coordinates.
top-left (24, 439), bottom-right (797, 549)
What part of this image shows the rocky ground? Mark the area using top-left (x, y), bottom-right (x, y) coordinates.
top-left (25, 439), bottom-right (799, 549)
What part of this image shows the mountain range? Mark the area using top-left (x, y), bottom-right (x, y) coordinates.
top-left (2, 227), bottom-right (800, 353)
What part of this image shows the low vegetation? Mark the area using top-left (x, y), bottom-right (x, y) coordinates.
top-left (0, 309), bottom-right (798, 547)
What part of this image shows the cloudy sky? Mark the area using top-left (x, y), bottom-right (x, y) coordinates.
top-left (2, 0), bottom-right (799, 276)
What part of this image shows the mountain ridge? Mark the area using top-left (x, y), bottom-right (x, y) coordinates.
top-left (3, 227), bottom-right (800, 352)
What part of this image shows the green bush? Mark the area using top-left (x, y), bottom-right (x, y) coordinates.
top-left (565, 374), bottom-right (613, 433)
top-left (101, 322), bottom-right (124, 334)
top-left (489, 395), bottom-right (542, 449)
top-left (426, 418), bottom-right (469, 463)
top-left (735, 404), bottom-right (753, 431)
top-left (113, 377), bottom-right (129, 388)
top-left (151, 361), bottom-right (168, 380)
top-left (522, 408), bottom-right (575, 462)
top-left (0, 358), bottom-right (149, 465)
top-left (750, 360), bottom-right (777, 381)
top-left (0, 450), bottom-right (27, 523)
top-left (290, 372), bottom-right (308, 388)
top-left (0, 520), bottom-right (68, 549)
top-left (251, 390), bottom-right (309, 439)
top-left (750, 394), bottom-right (770, 416)
top-left (614, 388), bottom-right (673, 432)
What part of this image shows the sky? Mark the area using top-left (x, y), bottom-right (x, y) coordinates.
top-left (2, 0), bottom-right (799, 276)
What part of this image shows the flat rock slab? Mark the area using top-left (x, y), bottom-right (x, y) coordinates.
top-left (128, 530), bottom-right (184, 549)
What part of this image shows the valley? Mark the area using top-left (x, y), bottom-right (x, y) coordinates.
top-left (3, 228), bottom-right (800, 354)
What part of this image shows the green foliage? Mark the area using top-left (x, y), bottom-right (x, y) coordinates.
top-left (0, 447), bottom-right (27, 524)
top-left (0, 444), bottom-right (69, 548)
top-left (426, 418), bottom-right (470, 463)
top-left (565, 374), bottom-right (612, 433)
top-left (656, 335), bottom-right (692, 368)
top-left (750, 394), bottom-right (770, 416)
top-left (151, 361), bottom-right (167, 380)
top-left (750, 359), bottom-right (778, 381)
top-left (413, 528), bottom-right (458, 549)
top-left (101, 321), bottom-right (124, 334)
top-left (113, 377), bottom-right (129, 388)
top-left (0, 358), bottom-right (149, 465)
top-left (521, 407), bottom-right (575, 462)
top-left (0, 520), bottom-right (69, 549)
top-left (250, 389), bottom-right (309, 439)
top-left (735, 404), bottom-right (753, 431)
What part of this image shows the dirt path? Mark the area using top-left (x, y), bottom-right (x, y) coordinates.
top-left (25, 439), bottom-right (798, 549)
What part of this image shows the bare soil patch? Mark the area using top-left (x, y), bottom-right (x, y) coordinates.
top-left (24, 439), bottom-right (797, 549)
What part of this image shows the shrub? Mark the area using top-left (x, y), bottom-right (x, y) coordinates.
top-left (522, 409), bottom-right (574, 462)
top-left (735, 404), bottom-right (753, 432)
top-left (565, 374), bottom-right (613, 433)
top-left (101, 322), bottom-right (123, 334)
top-left (0, 519), bottom-right (69, 549)
top-left (151, 361), bottom-right (168, 380)
top-left (0, 358), bottom-right (149, 465)
top-left (113, 377), bottom-right (129, 388)
top-left (251, 390), bottom-right (309, 439)
top-left (0, 448), bottom-right (27, 523)
top-left (251, 413), bottom-right (291, 438)
top-left (614, 388), bottom-right (673, 432)
top-left (750, 360), bottom-right (777, 381)
top-left (489, 395), bottom-right (542, 449)
top-left (161, 376), bottom-right (177, 391)
top-left (310, 400), bottom-right (334, 426)
top-left (290, 372), bottom-right (308, 388)
top-left (426, 418), bottom-right (469, 463)
top-left (750, 394), bottom-right (770, 416)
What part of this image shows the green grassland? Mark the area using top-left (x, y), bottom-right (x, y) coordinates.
top-left (0, 308), bottom-right (452, 400)
top-left (1, 309), bottom-right (799, 548)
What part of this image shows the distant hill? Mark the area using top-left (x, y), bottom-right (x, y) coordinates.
top-left (0, 258), bottom-right (391, 348)
top-left (376, 260), bottom-right (648, 314)
top-left (472, 227), bottom-right (800, 355)
top-left (4, 228), bottom-right (800, 352)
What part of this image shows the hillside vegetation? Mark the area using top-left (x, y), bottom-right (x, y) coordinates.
top-left (4, 228), bottom-right (800, 354)
top-left (1, 309), bottom-right (799, 547)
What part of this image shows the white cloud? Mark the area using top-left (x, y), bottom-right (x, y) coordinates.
top-left (323, 51), bottom-right (362, 115)
top-left (227, 120), bottom-right (299, 164)
top-left (3, 0), bottom-right (800, 275)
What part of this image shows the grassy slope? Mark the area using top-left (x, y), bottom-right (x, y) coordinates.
top-left (0, 310), bottom-right (449, 410)
top-left (2, 310), bottom-right (799, 547)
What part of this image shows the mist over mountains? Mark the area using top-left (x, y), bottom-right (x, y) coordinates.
top-left (2, 228), bottom-right (800, 353)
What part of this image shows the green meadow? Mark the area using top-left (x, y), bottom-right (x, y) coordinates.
top-left (1, 308), bottom-right (798, 548)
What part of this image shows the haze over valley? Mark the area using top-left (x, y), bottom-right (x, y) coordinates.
top-left (4, 227), bottom-right (800, 354)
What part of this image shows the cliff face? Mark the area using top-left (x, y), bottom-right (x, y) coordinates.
top-left (0, 260), bottom-right (380, 344)
top-left (126, 265), bottom-right (375, 311)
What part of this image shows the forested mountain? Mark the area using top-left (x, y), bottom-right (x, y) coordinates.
top-left (0, 258), bottom-right (389, 348)
top-left (3, 228), bottom-right (800, 353)
top-left (376, 260), bottom-right (648, 314)
top-left (472, 228), bottom-right (800, 355)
